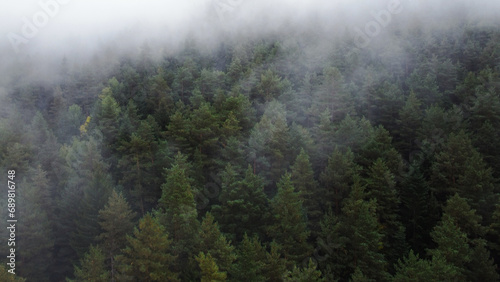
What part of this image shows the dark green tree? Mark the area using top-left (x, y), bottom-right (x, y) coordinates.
top-left (365, 158), bottom-right (407, 270)
top-left (195, 252), bottom-right (227, 282)
top-left (290, 148), bottom-right (321, 237)
top-left (97, 190), bottom-right (137, 281)
top-left (197, 212), bottom-right (236, 273)
top-left (230, 234), bottom-right (266, 282)
top-left (212, 165), bottom-right (271, 242)
top-left (269, 173), bottom-right (311, 265)
top-left (319, 147), bottom-right (360, 215)
top-left (283, 259), bottom-right (324, 282)
top-left (116, 214), bottom-right (179, 281)
top-left (67, 245), bottom-right (109, 282)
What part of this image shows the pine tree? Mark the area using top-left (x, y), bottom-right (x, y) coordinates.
top-left (428, 214), bottom-right (471, 277)
top-left (116, 214), bottom-right (178, 281)
top-left (392, 250), bottom-right (462, 281)
top-left (17, 167), bottom-right (54, 281)
top-left (430, 130), bottom-right (496, 216)
top-left (67, 245), bottom-right (109, 282)
top-left (319, 147), bottom-right (360, 215)
top-left (118, 115), bottom-right (161, 214)
top-left (197, 212), bottom-right (236, 272)
top-left (230, 234), bottom-right (266, 282)
top-left (290, 148), bottom-right (321, 237)
top-left (269, 173), bottom-right (311, 265)
top-left (196, 252), bottom-right (227, 282)
top-left (365, 158), bottom-right (407, 270)
top-left (396, 91), bottom-right (423, 160)
top-left (283, 259), bottom-right (324, 282)
top-left (157, 152), bottom-right (199, 248)
top-left (320, 177), bottom-right (388, 281)
top-left (400, 163), bottom-right (434, 255)
top-left (156, 152), bottom-right (199, 279)
top-left (97, 190), bottom-right (137, 281)
top-left (212, 165), bottom-right (271, 242)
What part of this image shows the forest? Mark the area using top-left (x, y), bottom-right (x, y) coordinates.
top-left (1, 1), bottom-right (500, 281)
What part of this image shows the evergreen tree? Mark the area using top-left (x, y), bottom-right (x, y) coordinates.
top-left (97, 190), bottom-right (137, 281)
top-left (320, 177), bottom-right (388, 281)
top-left (290, 148), bottom-right (322, 237)
top-left (196, 252), bottom-right (227, 282)
top-left (365, 158), bottom-right (407, 270)
top-left (400, 163), bottom-right (434, 255)
top-left (197, 212), bottom-right (236, 272)
top-left (430, 130), bottom-right (496, 216)
top-left (428, 214), bottom-right (470, 278)
top-left (319, 147), bottom-right (360, 215)
top-left (283, 259), bottom-right (324, 282)
top-left (269, 173), bottom-right (311, 265)
top-left (67, 245), bottom-right (109, 282)
top-left (116, 214), bottom-right (179, 281)
top-left (212, 165), bottom-right (271, 242)
top-left (392, 250), bottom-right (462, 281)
top-left (230, 234), bottom-right (266, 282)
top-left (396, 91), bottom-right (423, 160)
top-left (17, 167), bottom-right (54, 281)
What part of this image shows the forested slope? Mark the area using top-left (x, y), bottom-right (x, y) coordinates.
top-left (1, 13), bottom-right (500, 282)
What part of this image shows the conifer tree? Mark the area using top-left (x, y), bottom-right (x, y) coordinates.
top-left (157, 152), bottom-right (199, 249)
top-left (397, 91), bottom-right (423, 160)
top-left (430, 130), bottom-right (496, 216)
top-left (319, 147), bottom-right (360, 214)
top-left (67, 245), bottom-right (109, 282)
top-left (197, 212), bottom-right (236, 272)
top-left (365, 158), bottom-right (407, 270)
top-left (230, 234), bottom-right (266, 282)
top-left (320, 177), bottom-right (388, 281)
top-left (97, 190), bottom-right (137, 281)
top-left (400, 163), bottom-right (434, 255)
top-left (17, 167), bottom-right (54, 281)
top-left (196, 252), bottom-right (227, 282)
top-left (291, 148), bottom-right (321, 236)
top-left (212, 165), bottom-right (271, 242)
top-left (392, 250), bottom-right (462, 281)
top-left (283, 259), bottom-right (324, 282)
top-left (269, 173), bottom-right (311, 265)
top-left (116, 214), bottom-right (178, 281)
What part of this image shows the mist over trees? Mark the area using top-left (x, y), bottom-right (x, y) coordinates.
top-left (1, 0), bottom-right (500, 281)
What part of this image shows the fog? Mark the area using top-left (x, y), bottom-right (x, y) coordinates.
top-left (1, 0), bottom-right (499, 89)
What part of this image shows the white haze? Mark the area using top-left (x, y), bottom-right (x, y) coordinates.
top-left (0, 0), bottom-right (500, 88)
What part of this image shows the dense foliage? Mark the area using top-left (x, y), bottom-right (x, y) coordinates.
top-left (1, 14), bottom-right (500, 281)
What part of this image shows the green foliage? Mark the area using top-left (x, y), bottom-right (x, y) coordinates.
top-left (97, 190), bottom-right (137, 281)
top-left (212, 165), bottom-right (271, 242)
top-left (269, 173), bottom-right (311, 265)
top-left (197, 212), bottom-right (236, 272)
top-left (283, 259), bottom-right (324, 282)
top-left (291, 148), bottom-right (321, 236)
top-left (67, 245), bottom-right (109, 282)
top-left (230, 234), bottom-right (266, 282)
top-left (116, 214), bottom-right (179, 281)
top-left (320, 178), bottom-right (389, 281)
top-left (196, 252), bottom-right (227, 282)
top-left (393, 250), bottom-right (462, 281)
top-left (365, 159), bottom-right (407, 269)
top-left (320, 147), bottom-right (360, 214)
top-left (0, 265), bottom-right (26, 281)
top-left (430, 130), bottom-right (496, 215)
